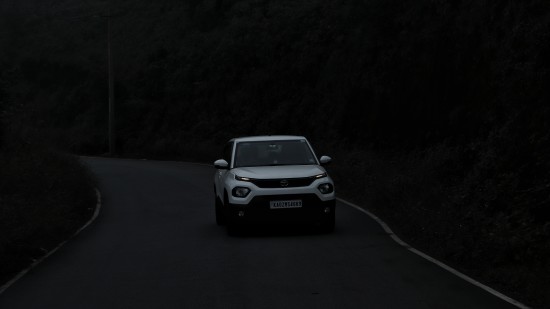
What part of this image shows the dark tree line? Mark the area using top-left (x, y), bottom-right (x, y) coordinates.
top-left (2, 0), bottom-right (548, 153)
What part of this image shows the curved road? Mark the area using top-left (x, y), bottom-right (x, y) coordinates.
top-left (0, 157), bottom-right (519, 308)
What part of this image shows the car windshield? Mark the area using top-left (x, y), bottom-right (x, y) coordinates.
top-left (234, 140), bottom-right (317, 167)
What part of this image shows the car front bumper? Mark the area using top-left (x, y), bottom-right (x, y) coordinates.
top-left (224, 194), bottom-right (335, 225)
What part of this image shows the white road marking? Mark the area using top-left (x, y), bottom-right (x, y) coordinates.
top-left (337, 197), bottom-right (532, 309)
top-left (0, 189), bottom-right (103, 295)
top-left (3, 157), bottom-right (530, 308)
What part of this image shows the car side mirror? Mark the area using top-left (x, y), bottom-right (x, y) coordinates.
top-left (214, 159), bottom-right (229, 169)
top-left (319, 156), bottom-right (332, 166)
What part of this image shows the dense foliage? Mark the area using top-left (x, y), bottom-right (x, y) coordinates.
top-left (1, 0), bottom-right (549, 307)
top-left (2, 0), bottom-right (549, 153)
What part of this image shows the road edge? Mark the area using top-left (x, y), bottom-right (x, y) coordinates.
top-left (337, 197), bottom-right (531, 309)
top-left (0, 189), bottom-right (102, 295)
top-left (64, 157), bottom-right (532, 308)
top-left (79, 155), bottom-right (212, 167)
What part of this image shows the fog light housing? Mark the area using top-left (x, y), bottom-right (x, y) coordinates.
top-left (232, 187), bottom-right (251, 198)
top-left (317, 183), bottom-right (334, 194)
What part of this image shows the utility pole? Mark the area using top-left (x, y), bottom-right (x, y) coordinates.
top-left (107, 2), bottom-right (115, 156)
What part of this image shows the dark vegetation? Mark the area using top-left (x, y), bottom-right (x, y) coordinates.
top-left (0, 137), bottom-right (97, 285)
top-left (1, 3), bottom-right (98, 286)
top-left (1, 0), bottom-right (549, 307)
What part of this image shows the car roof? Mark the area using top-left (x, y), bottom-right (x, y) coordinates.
top-left (230, 135), bottom-right (307, 143)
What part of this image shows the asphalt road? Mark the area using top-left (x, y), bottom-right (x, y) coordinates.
top-left (0, 157), bottom-right (520, 309)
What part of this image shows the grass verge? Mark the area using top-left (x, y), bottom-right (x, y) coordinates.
top-left (0, 143), bottom-right (97, 287)
top-left (330, 145), bottom-right (549, 309)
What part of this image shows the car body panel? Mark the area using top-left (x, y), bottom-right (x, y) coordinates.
top-left (233, 165), bottom-right (326, 180)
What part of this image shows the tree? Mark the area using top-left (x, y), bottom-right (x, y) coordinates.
top-left (0, 73), bottom-right (7, 150)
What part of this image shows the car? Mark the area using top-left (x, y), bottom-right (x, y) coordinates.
top-left (213, 135), bottom-right (335, 234)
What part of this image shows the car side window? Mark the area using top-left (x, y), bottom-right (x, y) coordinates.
top-left (223, 142), bottom-right (233, 165)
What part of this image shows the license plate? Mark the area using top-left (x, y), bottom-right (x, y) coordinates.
top-left (269, 200), bottom-right (302, 209)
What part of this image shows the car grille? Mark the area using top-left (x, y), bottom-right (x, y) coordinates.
top-left (249, 177), bottom-right (316, 188)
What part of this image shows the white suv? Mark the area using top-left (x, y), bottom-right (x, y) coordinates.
top-left (213, 136), bottom-right (335, 234)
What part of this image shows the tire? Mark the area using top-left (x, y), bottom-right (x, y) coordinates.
top-left (226, 222), bottom-right (240, 236)
top-left (319, 212), bottom-right (335, 233)
top-left (215, 196), bottom-right (225, 226)
top-left (223, 191), bottom-right (239, 236)
top-left (226, 212), bottom-right (241, 236)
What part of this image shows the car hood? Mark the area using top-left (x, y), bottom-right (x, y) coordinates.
top-left (233, 165), bottom-right (326, 179)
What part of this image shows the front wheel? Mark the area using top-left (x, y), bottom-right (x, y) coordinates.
top-left (319, 212), bottom-right (335, 233)
top-left (226, 223), bottom-right (240, 236)
top-left (226, 216), bottom-right (243, 236)
top-left (215, 196), bottom-right (225, 225)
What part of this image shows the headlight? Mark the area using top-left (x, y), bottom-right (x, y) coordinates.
top-left (235, 175), bottom-right (252, 181)
top-left (317, 183), bottom-right (334, 194)
top-left (312, 173), bottom-right (327, 179)
top-left (232, 187), bottom-right (251, 198)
